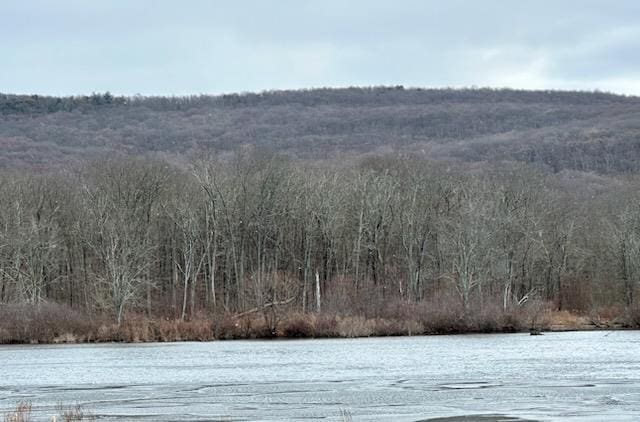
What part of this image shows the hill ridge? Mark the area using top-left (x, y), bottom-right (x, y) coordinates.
top-left (1, 87), bottom-right (639, 173)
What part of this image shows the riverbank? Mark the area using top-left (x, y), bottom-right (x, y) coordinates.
top-left (1, 302), bottom-right (637, 345)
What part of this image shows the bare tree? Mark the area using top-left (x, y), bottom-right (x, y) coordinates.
top-left (0, 175), bottom-right (62, 304)
top-left (609, 202), bottom-right (640, 306)
top-left (438, 180), bottom-right (497, 311)
top-left (82, 158), bottom-right (168, 324)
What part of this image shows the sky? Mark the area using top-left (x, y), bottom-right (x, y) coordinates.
top-left (2, 0), bottom-right (640, 96)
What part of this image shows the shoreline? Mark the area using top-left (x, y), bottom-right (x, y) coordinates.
top-left (1, 327), bottom-right (636, 347)
top-left (0, 311), bottom-right (634, 346)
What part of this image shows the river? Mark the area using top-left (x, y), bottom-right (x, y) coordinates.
top-left (1, 331), bottom-right (639, 421)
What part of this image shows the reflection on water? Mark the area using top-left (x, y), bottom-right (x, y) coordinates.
top-left (1, 331), bottom-right (639, 421)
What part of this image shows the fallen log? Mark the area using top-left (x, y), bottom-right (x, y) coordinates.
top-left (235, 297), bottom-right (296, 318)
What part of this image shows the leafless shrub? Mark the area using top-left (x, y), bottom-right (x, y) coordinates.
top-left (626, 304), bottom-right (640, 328)
top-left (465, 302), bottom-right (524, 333)
top-left (313, 314), bottom-right (339, 337)
top-left (175, 318), bottom-right (214, 341)
top-left (0, 303), bottom-right (93, 344)
top-left (415, 298), bottom-right (466, 334)
top-left (281, 313), bottom-right (315, 338)
top-left (214, 315), bottom-right (245, 340)
top-left (559, 275), bottom-right (593, 314)
top-left (596, 305), bottom-right (624, 321)
top-left (336, 316), bottom-right (375, 338)
top-left (214, 314), bottom-right (272, 339)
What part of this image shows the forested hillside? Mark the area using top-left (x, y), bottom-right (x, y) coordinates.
top-left (2, 88), bottom-right (640, 343)
top-left (1, 152), bottom-right (640, 341)
top-left (2, 87), bottom-right (640, 173)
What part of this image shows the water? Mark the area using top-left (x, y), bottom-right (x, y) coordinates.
top-left (1, 331), bottom-right (640, 421)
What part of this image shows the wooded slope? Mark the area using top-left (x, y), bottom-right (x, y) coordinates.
top-left (2, 87), bottom-right (639, 172)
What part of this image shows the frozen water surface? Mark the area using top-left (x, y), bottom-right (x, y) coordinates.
top-left (1, 331), bottom-right (640, 421)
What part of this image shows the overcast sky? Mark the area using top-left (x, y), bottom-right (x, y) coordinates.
top-left (2, 0), bottom-right (640, 96)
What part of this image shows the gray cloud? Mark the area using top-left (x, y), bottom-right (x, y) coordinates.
top-left (2, 0), bottom-right (639, 95)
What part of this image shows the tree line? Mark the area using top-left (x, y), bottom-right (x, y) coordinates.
top-left (0, 152), bottom-right (638, 325)
top-left (3, 87), bottom-right (633, 116)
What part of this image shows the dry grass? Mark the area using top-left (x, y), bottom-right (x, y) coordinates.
top-left (0, 304), bottom-right (217, 344)
top-left (2, 402), bottom-right (94, 422)
top-left (3, 402), bottom-right (31, 422)
top-left (95, 315), bottom-right (215, 342)
top-left (339, 408), bottom-right (353, 422)
top-left (0, 299), bottom-right (635, 345)
top-left (336, 316), bottom-right (376, 338)
top-left (546, 310), bottom-right (585, 330)
top-left (0, 303), bottom-right (93, 344)
top-left (57, 403), bottom-right (95, 422)
top-left (53, 333), bottom-right (79, 344)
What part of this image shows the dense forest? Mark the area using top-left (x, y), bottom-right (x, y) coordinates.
top-left (1, 88), bottom-right (640, 342)
top-left (1, 151), bottom-right (640, 341)
top-left (2, 87), bottom-right (640, 173)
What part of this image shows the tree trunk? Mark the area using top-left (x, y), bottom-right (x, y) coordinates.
top-left (315, 270), bottom-right (321, 313)
top-left (181, 272), bottom-right (189, 321)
